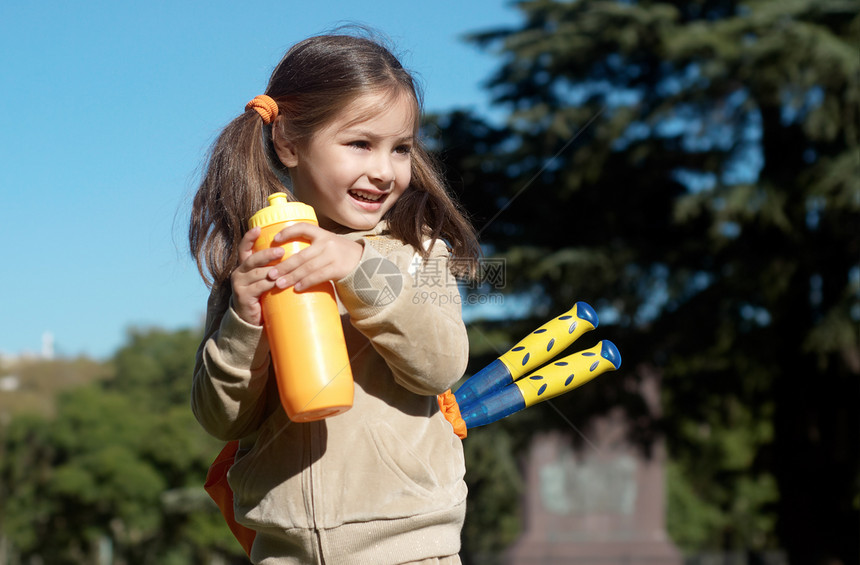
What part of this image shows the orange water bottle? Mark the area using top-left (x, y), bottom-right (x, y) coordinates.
top-left (249, 192), bottom-right (354, 422)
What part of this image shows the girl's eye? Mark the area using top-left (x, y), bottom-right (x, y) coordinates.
top-left (349, 140), bottom-right (370, 150)
top-left (395, 145), bottom-right (412, 155)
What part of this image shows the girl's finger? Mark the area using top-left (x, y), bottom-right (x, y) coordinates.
top-left (266, 244), bottom-right (321, 279)
top-left (237, 277), bottom-right (279, 299)
top-left (237, 227), bottom-right (262, 263)
top-left (245, 246), bottom-right (285, 269)
top-left (233, 265), bottom-right (276, 289)
top-left (275, 254), bottom-right (339, 291)
top-left (233, 248), bottom-right (286, 282)
top-left (232, 250), bottom-right (285, 293)
top-left (272, 221), bottom-right (322, 244)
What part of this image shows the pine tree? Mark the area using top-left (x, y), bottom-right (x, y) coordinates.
top-left (434, 1), bottom-right (860, 562)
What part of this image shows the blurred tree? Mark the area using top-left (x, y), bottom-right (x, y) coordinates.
top-left (0, 356), bottom-right (110, 418)
top-left (434, 0), bottom-right (859, 563)
top-left (108, 327), bottom-right (203, 409)
top-left (0, 328), bottom-right (244, 564)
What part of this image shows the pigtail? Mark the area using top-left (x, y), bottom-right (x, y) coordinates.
top-left (386, 143), bottom-right (482, 281)
top-left (189, 109), bottom-right (287, 291)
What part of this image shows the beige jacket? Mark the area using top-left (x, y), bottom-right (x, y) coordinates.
top-left (192, 223), bottom-right (468, 564)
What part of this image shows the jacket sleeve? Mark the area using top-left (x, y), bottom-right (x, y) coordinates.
top-left (191, 290), bottom-right (273, 441)
top-left (335, 237), bottom-right (469, 396)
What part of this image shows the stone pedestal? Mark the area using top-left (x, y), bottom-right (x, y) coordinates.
top-left (505, 368), bottom-right (682, 565)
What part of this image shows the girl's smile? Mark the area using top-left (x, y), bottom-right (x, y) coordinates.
top-left (349, 189), bottom-right (386, 204)
top-left (273, 91), bottom-right (415, 232)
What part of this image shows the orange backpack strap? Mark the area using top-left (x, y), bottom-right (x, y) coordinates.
top-left (204, 441), bottom-right (257, 556)
top-left (437, 390), bottom-right (467, 439)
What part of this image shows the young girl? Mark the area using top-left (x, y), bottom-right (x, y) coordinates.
top-left (189, 32), bottom-right (481, 564)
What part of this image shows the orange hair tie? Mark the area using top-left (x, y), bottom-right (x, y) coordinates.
top-left (245, 94), bottom-right (279, 124)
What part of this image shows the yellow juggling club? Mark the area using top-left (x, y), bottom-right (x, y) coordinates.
top-left (454, 302), bottom-right (599, 411)
top-left (459, 340), bottom-right (622, 429)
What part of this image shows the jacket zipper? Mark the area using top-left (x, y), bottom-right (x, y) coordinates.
top-left (303, 423), bottom-right (317, 529)
top-left (307, 421), bottom-right (324, 561)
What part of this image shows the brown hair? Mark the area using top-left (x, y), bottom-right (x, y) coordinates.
top-left (189, 32), bottom-right (480, 292)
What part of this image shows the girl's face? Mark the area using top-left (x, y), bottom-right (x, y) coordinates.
top-left (275, 91), bottom-right (415, 232)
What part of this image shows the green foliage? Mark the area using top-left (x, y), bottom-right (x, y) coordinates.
top-left (436, 0), bottom-right (859, 563)
top-left (462, 424), bottom-right (524, 560)
top-left (0, 327), bottom-right (241, 564)
top-left (108, 327), bottom-right (203, 408)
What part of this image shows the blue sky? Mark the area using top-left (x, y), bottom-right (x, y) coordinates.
top-left (0, 1), bottom-right (521, 360)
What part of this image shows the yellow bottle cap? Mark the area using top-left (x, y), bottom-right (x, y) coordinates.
top-left (248, 192), bottom-right (318, 229)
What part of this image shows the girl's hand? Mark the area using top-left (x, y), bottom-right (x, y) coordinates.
top-left (267, 222), bottom-right (363, 292)
top-left (230, 227), bottom-right (285, 326)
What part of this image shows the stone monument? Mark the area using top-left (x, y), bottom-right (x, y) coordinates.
top-left (505, 366), bottom-right (682, 565)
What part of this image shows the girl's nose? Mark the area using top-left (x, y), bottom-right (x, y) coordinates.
top-left (369, 154), bottom-right (395, 186)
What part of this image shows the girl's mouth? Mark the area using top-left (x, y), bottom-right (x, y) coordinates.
top-left (348, 190), bottom-right (385, 203)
